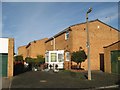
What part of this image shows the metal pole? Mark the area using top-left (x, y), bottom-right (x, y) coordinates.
top-left (86, 12), bottom-right (91, 80)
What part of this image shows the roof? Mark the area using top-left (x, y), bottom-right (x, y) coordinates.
top-left (45, 19), bottom-right (120, 43)
top-left (45, 27), bottom-right (71, 43)
top-left (103, 40), bottom-right (120, 48)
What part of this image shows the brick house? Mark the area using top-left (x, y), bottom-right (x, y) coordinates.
top-left (18, 45), bottom-right (27, 59)
top-left (45, 19), bottom-right (119, 70)
top-left (104, 40), bottom-right (120, 74)
top-left (18, 38), bottom-right (48, 59)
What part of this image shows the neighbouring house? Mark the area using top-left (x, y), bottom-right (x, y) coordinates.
top-left (45, 19), bottom-right (120, 70)
top-left (18, 38), bottom-right (48, 59)
top-left (0, 38), bottom-right (14, 77)
top-left (18, 45), bottom-right (27, 60)
top-left (104, 40), bottom-right (120, 74)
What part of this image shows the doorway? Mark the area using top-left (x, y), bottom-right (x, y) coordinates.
top-left (100, 53), bottom-right (104, 72)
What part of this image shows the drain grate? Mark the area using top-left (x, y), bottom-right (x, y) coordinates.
top-left (40, 80), bottom-right (47, 83)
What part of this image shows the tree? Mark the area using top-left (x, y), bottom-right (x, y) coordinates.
top-left (71, 50), bottom-right (87, 69)
top-left (14, 55), bottom-right (23, 61)
top-left (36, 55), bottom-right (45, 64)
top-left (25, 57), bottom-right (36, 70)
top-left (25, 55), bottom-right (45, 68)
top-left (25, 57), bottom-right (34, 63)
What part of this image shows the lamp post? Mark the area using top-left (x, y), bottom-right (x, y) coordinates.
top-left (86, 8), bottom-right (92, 80)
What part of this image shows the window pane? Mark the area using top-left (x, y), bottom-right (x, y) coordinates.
top-left (66, 52), bottom-right (70, 61)
top-left (65, 31), bottom-right (69, 40)
top-left (51, 53), bottom-right (57, 62)
top-left (58, 54), bottom-right (64, 62)
top-left (46, 52), bottom-right (49, 62)
top-left (45, 52), bottom-right (49, 62)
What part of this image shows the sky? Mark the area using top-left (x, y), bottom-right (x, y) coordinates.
top-left (1, 2), bottom-right (119, 54)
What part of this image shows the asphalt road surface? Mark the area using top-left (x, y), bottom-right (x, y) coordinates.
top-left (8, 70), bottom-right (119, 89)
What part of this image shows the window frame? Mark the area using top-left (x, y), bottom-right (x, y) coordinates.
top-left (65, 52), bottom-right (70, 61)
top-left (65, 31), bottom-right (69, 40)
top-left (50, 53), bottom-right (57, 62)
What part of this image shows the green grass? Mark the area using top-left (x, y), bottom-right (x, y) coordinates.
top-left (59, 70), bottom-right (86, 79)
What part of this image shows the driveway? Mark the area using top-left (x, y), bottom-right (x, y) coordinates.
top-left (9, 70), bottom-right (120, 89)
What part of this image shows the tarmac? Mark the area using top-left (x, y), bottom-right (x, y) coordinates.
top-left (1, 70), bottom-right (120, 90)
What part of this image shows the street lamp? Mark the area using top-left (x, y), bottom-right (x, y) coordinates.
top-left (86, 8), bottom-right (92, 80)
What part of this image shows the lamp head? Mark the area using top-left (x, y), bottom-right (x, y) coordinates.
top-left (87, 8), bottom-right (92, 14)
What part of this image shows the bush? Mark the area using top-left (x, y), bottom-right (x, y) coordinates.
top-left (71, 50), bottom-right (87, 69)
top-left (14, 55), bottom-right (23, 61)
top-left (36, 55), bottom-right (45, 65)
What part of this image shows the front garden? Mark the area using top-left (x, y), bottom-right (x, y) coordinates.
top-left (13, 55), bottom-right (46, 76)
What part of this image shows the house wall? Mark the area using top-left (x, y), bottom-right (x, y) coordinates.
top-left (27, 38), bottom-right (48, 58)
top-left (18, 38), bottom-right (48, 59)
top-left (45, 20), bottom-right (119, 70)
top-left (71, 20), bottom-right (119, 70)
top-left (45, 39), bottom-right (53, 51)
top-left (104, 41), bottom-right (120, 73)
top-left (18, 45), bottom-right (27, 59)
top-left (45, 31), bottom-right (73, 69)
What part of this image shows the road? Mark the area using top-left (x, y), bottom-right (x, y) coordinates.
top-left (2, 70), bottom-right (120, 89)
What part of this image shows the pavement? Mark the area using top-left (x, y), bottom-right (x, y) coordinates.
top-left (1, 70), bottom-right (120, 89)
top-left (2, 77), bottom-right (12, 89)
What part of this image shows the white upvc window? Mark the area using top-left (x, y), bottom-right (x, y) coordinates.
top-left (65, 52), bottom-right (70, 61)
top-left (58, 54), bottom-right (64, 62)
top-left (51, 53), bottom-right (57, 62)
top-left (45, 52), bottom-right (49, 62)
top-left (65, 31), bottom-right (69, 40)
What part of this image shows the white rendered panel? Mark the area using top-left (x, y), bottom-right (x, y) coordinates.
top-left (0, 38), bottom-right (8, 53)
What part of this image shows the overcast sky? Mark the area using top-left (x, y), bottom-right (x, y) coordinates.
top-left (1, 2), bottom-right (119, 53)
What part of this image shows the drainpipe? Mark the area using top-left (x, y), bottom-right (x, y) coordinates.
top-left (53, 37), bottom-right (55, 50)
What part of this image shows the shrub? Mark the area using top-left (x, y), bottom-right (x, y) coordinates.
top-left (71, 50), bottom-right (87, 69)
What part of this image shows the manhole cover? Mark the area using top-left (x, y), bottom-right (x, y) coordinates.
top-left (40, 80), bottom-right (47, 83)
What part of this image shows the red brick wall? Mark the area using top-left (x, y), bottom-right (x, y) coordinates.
top-left (45, 20), bottom-right (119, 70)
top-left (18, 38), bottom-right (48, 59)
top-left (18, 45), bottom-right (27, 59)
top-left (71, 21), bottom-right (118, 70)
top-left (28, 38), bottom-right (48, 58)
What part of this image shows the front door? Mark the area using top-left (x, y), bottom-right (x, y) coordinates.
top-left (100, 53), bottom-right (104, 72)
top-left (111, 50), bottom-right (120, 74)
